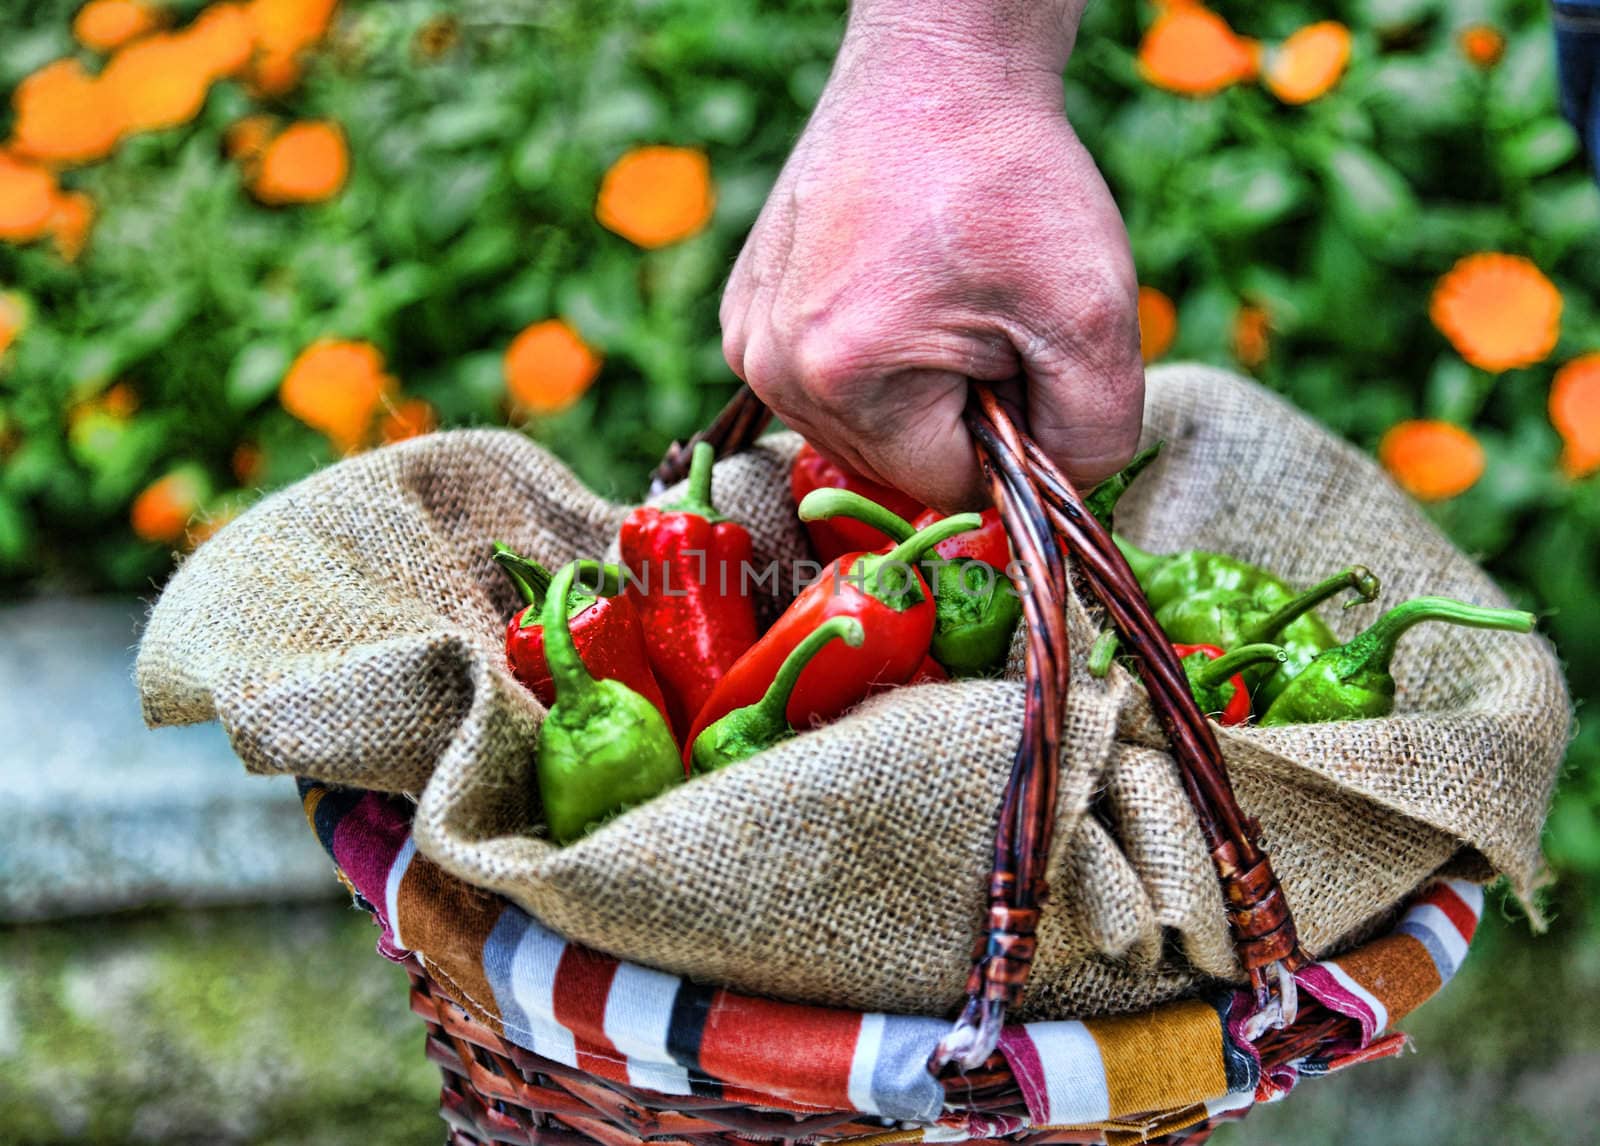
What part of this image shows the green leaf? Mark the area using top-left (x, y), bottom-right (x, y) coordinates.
top-left (1499, 119), bottom-right (1580, 180)
top-left (1321, 145), bottom-right (1419, 244)
top-left (1200, 150), bottom-right (1308, 234)
top-left (225, 343), bottom-right (292, 412)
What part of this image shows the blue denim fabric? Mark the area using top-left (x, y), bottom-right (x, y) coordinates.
top-left (1557, 1), bottom-right (1600, 179)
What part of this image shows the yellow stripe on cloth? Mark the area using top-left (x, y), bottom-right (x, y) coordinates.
top-left (1085, 999), bottom-right (1228, 1119)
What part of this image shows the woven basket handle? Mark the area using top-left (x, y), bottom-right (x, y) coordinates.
top-left (651, 383), bottom-right (1307, 1073)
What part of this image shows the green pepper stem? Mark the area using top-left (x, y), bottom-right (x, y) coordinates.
top-left (1191, 643), bottom-right (1287, 689)
top-left (1085, 442), bottom-right (1163, 528)
top-left (1088, 630), bottom-right (1120, 678)
top-left (1114, 535), bottom-right (1165, 584)
top-left (666, 441), bottom-right (724, 522)
top-left (541, 560), bottom-right (605, 711)
top-left (1239, 565), bottom-right (1381, 645)
top-left (753, 617), bottom-right (864, 725)
top-left (874, 512), bottom-right (983, 600)
top-left (492, 542), bottom-right (552, 609)
top-left (797, 488), bottom-right (915, 542)
top-left (1347, 596), bottom-right (1535, 670)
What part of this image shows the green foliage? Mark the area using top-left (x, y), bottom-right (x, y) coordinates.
top-left (0, 1), bottom-right (1597, 886)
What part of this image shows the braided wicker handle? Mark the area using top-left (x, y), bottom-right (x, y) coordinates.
top-left (651, 383), bottom-right (1307, 1074)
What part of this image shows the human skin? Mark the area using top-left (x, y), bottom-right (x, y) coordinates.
top-left (720, 0), bottom-right (1144, 511)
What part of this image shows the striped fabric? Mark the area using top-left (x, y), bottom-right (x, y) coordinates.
top-left (300, 781), bottom-right (1483, 1141)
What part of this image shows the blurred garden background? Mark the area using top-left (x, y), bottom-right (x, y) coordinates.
top-left (1, 0), bottom-right (1597, 1142)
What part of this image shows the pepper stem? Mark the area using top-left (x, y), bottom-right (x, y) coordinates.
top-left (492, 542), bottom-right (551, 608)
top-left (666, 441), bottom-right (725, 522)
top-left (1239, 565), bottom-right (1381, 645)
top-left (797, 488), bottom-right (915, 542)
top-left (1191, 643), bottom-right (1287, 689)
top-left (541, 560), bottom-right (606, 711)
top-left (753, 617), bottom-right (865, 725)
top-left (1085, 441), bottom-right (1163, 528)
top-left (874, 512), bottom-right (983, 600)
top-left (1344, 596), bottom-right (1535, 671)
top-left (1088, 630), bottom-right (1120, 678)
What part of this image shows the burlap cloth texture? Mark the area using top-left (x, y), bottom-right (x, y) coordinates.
top-left (137, 364), bottom-right (1570, 1021)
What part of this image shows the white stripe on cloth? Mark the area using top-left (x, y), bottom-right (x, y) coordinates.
top-left (506, 920), bottom-right (579, 1068)
top-left (1443, 878), bottom-right (1485, 917)
top-left (847, 1012), bottom-right (886, 1115)
top-left (603, 962), bottom-right (693, 1096)
top-left (1021, 1022), bottom-right (1110, 1126)
top-left (1320, 959), bottom-right (1388, 1036)
top-left (1205, 1086), bottom-right (1255, 1118)
top-left (384, 836), bottom-right (417, 952)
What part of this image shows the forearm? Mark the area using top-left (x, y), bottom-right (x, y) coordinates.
top-left (841, 0), bottom-right (1087, 104)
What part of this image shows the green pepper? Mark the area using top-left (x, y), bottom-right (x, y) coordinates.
top-left (1117, 538), bottom-right (1288, 613)
top-left (535, 559), bottom-right (685, 844)
top-left (1177, 642), bottom-right (1288, 724)
top-left (797, 489), bottom-right (1021, 676)
top-left (1084, 442), bottom-right (1163, 529)
top-left (1258, 596), bottom-right (1536, 726)
top-left (690, 616), bottom-right (864, 773)
top-left (1157, 565), bottom-right (1380, 698)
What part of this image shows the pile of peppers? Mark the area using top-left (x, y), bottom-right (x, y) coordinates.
top-left (495, 440), bottom-right (1538, 845)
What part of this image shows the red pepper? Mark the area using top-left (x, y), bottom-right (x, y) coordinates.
top-left (492, 545), bottom-right (673, 731)
top-left (911, 506), bottom-right (1010, 570)
top-left (621, 443), bottom-right (760, 739)
top-left (910, 655), bottom-right (948, 684)
top-left (684, 511), bottom-right (982, 763)
top-left (1172, 641), bottom-right (1287, 726)
top-left (791, 442), bottom-right (927, 566)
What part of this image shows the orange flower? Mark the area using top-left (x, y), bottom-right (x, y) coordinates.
top-left (1550, 355), bottom-right (1600, 478)
top-left (247, 48), bottom-right (302, 97)
top-left (250, 121), bottom-right (348, 204)
top-left (47, 190), bottom-right (95, 261)
top-left (1232, 304), bottom-right (1270, 369)
top-left (10, 59), bottom-right (121, 166)
top-left (74, 0), bottom-right (163, 53)
top-left (224, 113), bottom-right (276, 162)
top-left (100, 32), bottom-right (214, 134)
top-left (280, 338), bottom-right (394, 451)
top-left (1137, 286), bottom-right (1178, 362)
top-left (1458, 25), bottom-right (1505, 70)
top-left (0, 153), bottom-right (59, 242)
top-left (1430, 253), bottom-right (1562, 373)
top-left (184, 3), bottom-right (256, 79)
top-left (1137, 7), bottom-right (1259, 96)
top-left (379, 397), bottom-right (438, 444)
top-left (504, 319), bottom-right (602, 414)
top-left (1378, 420), bottom-right (1485, 501)
top-left (0, 292), bottom-right (27, 356)
top-left (1264, 22), bottom-right (1352, 105)
top-left (131, 466), bottom-right (210, 543)
top-left (595, 146), bottom-right (716, 249)
top-left (247, 0), bottom-right (337, 55)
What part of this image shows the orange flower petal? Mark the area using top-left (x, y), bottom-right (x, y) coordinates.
top-left (101, 32), bottom-right (215, 134)
top-left (1232, 304), bottom-right (1270, 369)
top-left (184, 3), bottom-right (256, 80)
top-left (280, 339), bottom-right (393, 451)
top-left (504, 320), bottom-right (602, 414)
top-left (131, 467), bottom-right (209, 543)
top-left (1138, 7), bottom-right (1258, 96)
top-left (247, 0), bottom-right (337, 56)
top-left (1264, 22), bottom-right (1352, 105)
top-left (1430, 253), bottom-right (1562, 373)
top-left (74, 0), bottom-right (163, 53)
top-left (1137, 286), bottom-right (1178, 362)
top-left (1458, 25), bottom-right (1505, 70)
top-left (10, 59), bottom-right (121, 166)
top-left (596, 146), bottom-right (715, 249)
top-left (0, 153), bottom-right (59, 241)
top-left (379, 397), bottom-right (438, 444)
top-left (225, 114), bottom-right (277, 162)
top-left (1551, 354), bottom-right (1600, 479)
top-left (47, 190), bottom-right (96, 262)
top-left (1378, 420), bottom-right (1485, 501)
top-left (250, 120), bottom-right (348, 204)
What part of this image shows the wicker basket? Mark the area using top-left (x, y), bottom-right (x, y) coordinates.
top-left (311, 384), bottom-right (1472, 1143)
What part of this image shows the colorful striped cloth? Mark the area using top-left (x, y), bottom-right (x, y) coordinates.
top-left (301, 781), bottom-right (1482, 1141)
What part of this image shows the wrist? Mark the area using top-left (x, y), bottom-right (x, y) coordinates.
top-left (841, 0), bottom-right (1084, 104)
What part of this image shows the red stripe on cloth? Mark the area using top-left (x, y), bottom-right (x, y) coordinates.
top-left (696, 991), bottom-right (862, 1111)
top-left (1421, 882), bottom-right (1478, 943)
top-left (552, 944), bottom-right (624, 1079)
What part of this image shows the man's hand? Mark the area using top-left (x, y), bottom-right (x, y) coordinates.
top-left (720, 1), bottom-right (1144, 511)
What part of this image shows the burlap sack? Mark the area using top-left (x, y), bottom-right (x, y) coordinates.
top-left (137, 365), bottom-right (1570, 1020)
